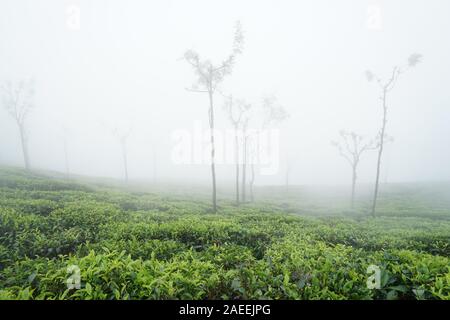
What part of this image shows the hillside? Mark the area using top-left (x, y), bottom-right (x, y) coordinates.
top-left (0, 167), bottom-right (449, 300)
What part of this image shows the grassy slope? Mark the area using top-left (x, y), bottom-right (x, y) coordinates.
top-left (0, 167), bottom-right (449, 300)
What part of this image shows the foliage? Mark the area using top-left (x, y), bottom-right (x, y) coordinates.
top-left (0, 167), bottom-right (449, 300)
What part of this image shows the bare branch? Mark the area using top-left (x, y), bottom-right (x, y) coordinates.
top-left (1, 79), bottom-right (35, 126)
top-left (184, 21), bottom-right (244, 96)
top-left (333, 130), bottom-right (377, 168)
top-left (185, 87), bottom-right (208, 93)
top-left (408, 53), bottom-right (423, 67)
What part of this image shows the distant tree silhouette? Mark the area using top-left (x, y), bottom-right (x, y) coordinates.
top-left (332, 131), bottom-right (378, 208)
top-left (62, 126), bottom-right (70, 179)
top-left (365, 53), bottom-right (422, 216)
top-left (1, 79), bottom-right (35, 170)
top-left (223, 94), bottom-right (251, 205)
top-left (183, 21), bottom-right (244, 212)
top-left (248, 95), bottom-right (288, 202)
top-left (112, 126), bottom-right (132, 183)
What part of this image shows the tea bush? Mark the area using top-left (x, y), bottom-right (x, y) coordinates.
top-left (0, 167), bottom-right (449, 300)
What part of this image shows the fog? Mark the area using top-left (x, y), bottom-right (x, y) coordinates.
top-left (1, 0), bottom-right (450, 187)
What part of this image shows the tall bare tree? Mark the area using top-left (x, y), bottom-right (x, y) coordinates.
top-left (183, 21), bottom-right (244, 212)
top-left (241, 113), bottom-right (251, 202)
top-left (223, 95), bottom-right (250, 205)
top-left (247, 96), bottom-right (288, 201)
top-left (62, 127), bottom-right (70, 179)
top-left (152, 145), bottom-right (157, 184)
top-left (112, 127), bottom-right (132, 182)
top-left (1, 79), bottom-right (35, 170)
top-left (331, 131), bottom-right (378, 208)
top-left (366, 53), bottom-right (422, 216)
top-left (285, 158), bottom-right (292, 192)
top-left (248, 126), bottom-right (258, 202)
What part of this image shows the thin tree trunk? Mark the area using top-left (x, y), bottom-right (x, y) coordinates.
top-left (250, 162), bottom-right (255, 202)
top-left (351, 165), bottom-right (357, 209)
top-left (241, 136), bottom-right (247, 203)
top-left (122, 141), bottom-right (128, 182)
top-left (285, 169), bottom-right (289, 193)
top-left (152, 147), bottom-right (157, 184)
top-left (371, 89), bottom-right (387, 217)
top-left (285, 159), bottom-right (290, 193)
top-left (250, 132), bottom-right (260, 201)
top-left (234, 127), bottom-right (240, 205)
top-left (18, 124), bottom-right (30, 170)
top-left (208, 88), bottom-right (217, 212)
top-left (64, 137), bottom-right (70, 179)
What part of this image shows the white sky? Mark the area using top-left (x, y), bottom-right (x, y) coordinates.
top-left (0, 0), bottom-right (449, 186)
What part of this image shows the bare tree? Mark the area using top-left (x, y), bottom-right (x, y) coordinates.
top-left (366, 53), bottom-right (422, 216)
top-left (152, 145), bottom-right (157, 184)
top-left (1, 79), bottom-right (35, 170)
top-left (112, 127), bottom-right (132, 182)
top-left (247, 95), bottom-right (289, 201)
top-left (223, 95), bottom-right (250, 205)
top-left (285, 158), bottom-right (292, 192)
top-left (241, 113), bottom-right (251, 202)
top-left (62, 127), bottom-right (70, 179)
top-left (183, 21), bottom-right (244, 212)
top-left (261, 95), bottom-right (289, 129)
top-left (331, 131), bottom-right (378, 208)
top-left (249, 141), bottom-right (256, 202)
top-left (247, 126), bottom-right (258, 202)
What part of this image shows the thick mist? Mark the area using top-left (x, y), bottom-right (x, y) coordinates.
top-left (1, 0), bottom-right (450, 187)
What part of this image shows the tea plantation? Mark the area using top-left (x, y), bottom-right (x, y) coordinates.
top-left (0, 167), bottom-right (449, 300)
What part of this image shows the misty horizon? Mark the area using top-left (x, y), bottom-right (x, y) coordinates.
top-left (1, 0), bottom-right (450, 187)
top-left (1, 0), bottom-right (450, 304)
